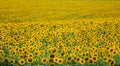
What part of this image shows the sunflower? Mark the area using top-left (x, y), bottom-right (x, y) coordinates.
top-left (53, 57), bottom-right (58, 63)
top-left (10, 59), bottom-right (15, 64)
top-left (34, 51), bottom-right (39, 57)
top-left (67, 56), bottom-right (72, 62)
top-left (22, 46), bottom-right (26, 51)
top-left (91, 56), bottom-right (98, 62)
top-left (73, 55), bottom-right (77, 61)
top-left (85, 57), bottom-right (89, 62)
top-left (49, 58), bottom-right (53, 63)
top-left (112, 50), bottom-right (117, 55)
top-left (33, 44), bottom-right (37, 48)
top-left (0, 50), bottom-right (4, 55)
top-left (15, 47), bottom-right (19, 52)
top-left (34, 58), bottom-right (39, 62)
top-left (18, 48), bottom-right (23, 53)
top-left (51, 48), bottom-right (57, 54)
top-left (4, 58), bottom-right (9, 62)
top-left (11, 49), bottom-right (16, 55)
top-left (15, 43), bottom-right (19, 46)
top-left (29, 46), bottom-right (34, 51)
top-left (4, 42), bottom-right (9, 46)
top-left (41, 57), bottom-right (47, 64)
top-left (79, 59), bottom-right (85, 65)
top-left (39, 50), bottom-right (43, 55)
top-left (24, 50), bottom-right (29, 55)
top-left (106, 57), bottom-right (113, 63)
top-left (88, 58), bottom-right (94, 64)
top-left (49, 54), bottom-right (55, 58)
top-left (0, 46), bottom-right (2, 50)
top-left (109, 48), bottom-right (114, 53)
top-left (25, 43), bottom-right (30, 47)
top-left (57, 58), bottom-right (63, 64)
top-left (110, 60), bottom-right (115, 66)
top-left (76, 57), bottom-right (80, 62)
top-left (28, 53), bottom-right (33, 58)
top-left (49, 63), bottom-right (55, 66)
top-left (27, 57), bottom-right (34, 63)
top-left (19, 58), bottom-right (25, 65)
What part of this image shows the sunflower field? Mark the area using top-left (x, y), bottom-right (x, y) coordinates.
top-left (0, 0), bottom-right (120, 66)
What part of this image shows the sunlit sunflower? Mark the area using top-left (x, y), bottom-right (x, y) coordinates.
top-left (34, 51), bottom-right (39, 57)
top-left (88, 58), bottom-right (94, 64)
top-left (27, 57), bottom-right (34, 63)
top-left (41, 57), bottom-right (47, 64)
top-left (28, 53), bottom-right (33, 58)
top-left (79, 59), bottom-right (85, 65)
top-left (57, 58), bottom-right (63, 64)
top-left (19, 58), bottom-right (25, 65)
top-left (0, 50), bottom-right (4, 55)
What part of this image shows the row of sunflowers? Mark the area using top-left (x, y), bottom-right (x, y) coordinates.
top-left (0, 18), bottom-right (120, 66)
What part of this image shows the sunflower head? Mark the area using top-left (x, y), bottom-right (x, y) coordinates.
top-left (10, 59), bottom-right (15, 64)
top-left (57, 58), bottom-right (63, 64)
top-left (19, 59), bottom-right (25, 65)
top-left (41, 57), bottom-right (47, 64)
top-left (27, 57), bottom-right (34, 63)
